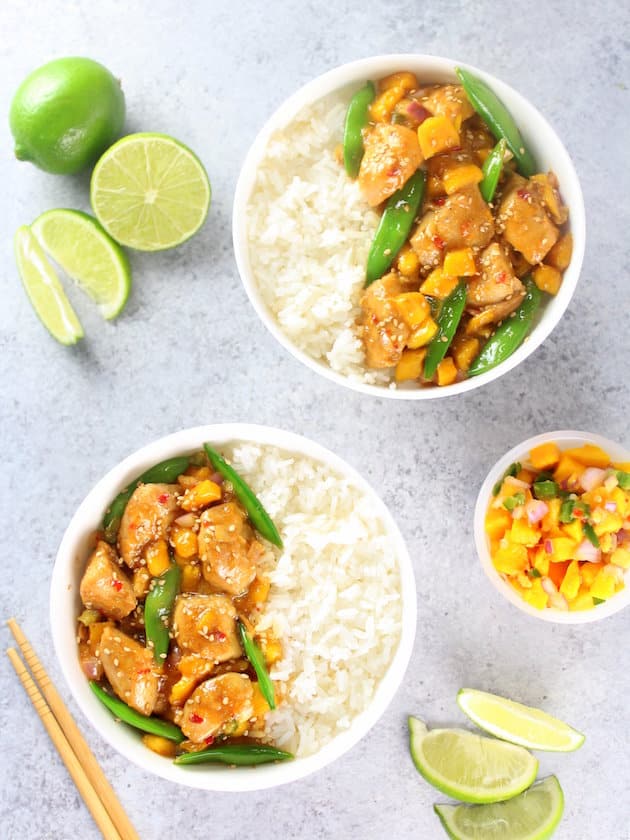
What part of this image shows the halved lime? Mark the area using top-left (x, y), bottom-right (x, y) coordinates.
top-left (15, 226), bottom-right (83, 345)
top-left (434, 775), bottom-right (564, 840)
top-left (31, 209), bottom-right (131, 320)
top-left (408, 717), bottom-right (538, 804)
top-left (90, 133), bottom-right (211, 251)
top-left (457, 689), bottom-right (585, 753)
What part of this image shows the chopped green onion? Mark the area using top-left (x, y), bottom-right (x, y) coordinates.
top-left (528, 568), bottom-right (542, 578)
top-left (583, 522), bottom-right (600, 548)
top-left (593, 597), bottom-right (606, 605)
top-left (533, 480), bottom-right (559, 500)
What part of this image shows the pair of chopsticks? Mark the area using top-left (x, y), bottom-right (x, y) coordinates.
top-left (6, 618), bottom-right (139, 840)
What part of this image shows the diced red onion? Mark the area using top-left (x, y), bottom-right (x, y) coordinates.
top-left (607, 564), bottom-right (625, 583)
top-left (175, 513), bottom-right (196, 527)
top-left (541, 577), bottom-right (558, 595)
top-left (580, 467), bottom-right (606, 491)
top-left (604, 501), bottom-right (617, 512)
top-left (210, 471), bottom-right (224, 485)
top-left (549, 592), bottom-right (569, 611)
top-left (616, 529), bottom-right (629, 544)
top-left (406, 100), bottom-right (431, 124)
top-left (575, 540), bottom-right (601, 563)
top-left (81, 658), bottom-right (101, 680)
top-left (544, 539), bottom-right (553, 554)
top-left (526, 499), bottom-right (548, 524)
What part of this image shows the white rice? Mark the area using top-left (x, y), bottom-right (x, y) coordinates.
top-left (246, 95), bottom-right (392, 386)
top-left (223, 442), bottom-right (402, 757)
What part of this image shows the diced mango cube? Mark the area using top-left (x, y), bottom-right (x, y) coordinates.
top-left (593, 510), bottom-right (623, 537)
top-left (562, 444), bottom-right (611, 469)
top-left (580, 561), bottom-right (604, 587)
top-left (569, 590), bottom-right (596, 611)
top-left (509, 519), bottom-right (541, 547)
top-left (530, 442), bottom-right (561, 471)
top-left (443, 165), bottom-right (484, 195)
top-left (420, 267), bottom-right (459, 299)
top-left (379, 71), bottom-right (418, 93)
top-left (554, 454), bottom-right (586, 483)
top-left (493, 542), bottom-right (528, 574)
top-left (541, 498), bottom-right (561, 532)
top-left (370, 87), bottom-right (407, 122)
top-left (142, 734), bottom-right (178, 757)
top-left (485, 507), bottom-right (512, 541)
top-left (610, 488), bottom-right (629, 518)
top-left (180, 562), bottom-right (201, 591)
top-left (532, 546), bottom-right (550, 577)
top-left (392, 292), bottom-right (430, 329)
top-left (395, 348), bottom-right (427, 382)
top-left (610, 547), bottom-right (630, 570)
top-left (395, 244), bottom-right (420, 277)
top-left (590, 568), bottom-right (617, 600)
top-left (144, 539), bottom-right (170, 577)
top-left (436, 357), bottom-right (457, 386)
top-left (407, 318), bottom-right (439, 348)
top-left (181, 479), bottom-right (222, 511)
top-left (546, 233), bottom-right (573, 271)
top-left (451, 335), bottom-right (480, 372)
top-left (443, 247), bottom-right (477, 277)
top-left (559, 560), bottom-right (581, 600)
top-left (516, 468), bottom-right (537, 484)
top-left (561, 520), bottom-right (583, 543)
top-left (417, 116), bottom-right (460, 159)
top-left (549, 537), bottom-right (578, 562)
top-left (251, 682), bottom-right (271, 719)
top-left (523, 579), bottom-right (548, 610)
top-left (170, 524), bottom-right (198, 559)
top-left (533, 264), bottom-right (562, 295)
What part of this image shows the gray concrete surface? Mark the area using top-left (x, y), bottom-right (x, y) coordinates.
top-left (1, 1), bottom-right (629, 838)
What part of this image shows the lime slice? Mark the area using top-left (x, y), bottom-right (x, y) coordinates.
top-left (408, 717), bottom-right (538, 804)
top-left (90, 132), bottom-right (211, 251)
top-left (31, 209), bottom-right (131, 320)
top-left (14, 226), bottom-right (83, 345)
top-left (457, 689), bottom-right (585, 752)
top-left (434, 775), bottom-right (564, 840)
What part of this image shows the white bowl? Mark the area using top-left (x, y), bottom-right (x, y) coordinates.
top-left (474, 431), bottom-right (630, 623)
top-left (51, 424), bottom-right (416, 790)
top-left (233, 54), bottom-right (585, 400)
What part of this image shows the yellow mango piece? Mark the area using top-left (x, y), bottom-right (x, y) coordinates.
top-left (485, 507), bottom-right (512, 541)
top-left (532, 546), bottom-right (550, 577)
top-left (533, 264), bottom-right (562, 295)
top-left (549, 536), bottom-right (578, 562)
top-left (451, 335), bottom-right (480, 372)
top-left (142, 734), bottom-right (178, 758)
top-left (523, 579), bottom-right (548, 610)
top-left (408, 318), bottom-right (439, 348)
top-left (436, 357), bottom-right (458, 386)
top-left (562, 444), bottom-right (611, 469)
top-left (379, 71), bottom-right (418, 93)
top-left (610, 547), bottom-right (630, 570)
top-left (251, 682), bottom-right (271, 719)
top-left (144, 539), bottom-right (170, 577)
top-left (580, 561), bottom-right (604, 587)
top-left (395, 348), bottom-right (427, 382)
top-left (541, 498), bottom-right (561, 532)
top-left (370, 86), bottom-right (407, 122)
top-left (509, 519), bottom-right (541, 547)
top-left (443, 165), bottom-right (484, 195)
top-left (420, 267), bottom-right (459, 299)
top-left (590, 568), bottom-right (617, 600)
top-left (546, 233), bottom-right (573, 271)
top-left (559, 560), bottom-right (581, 600)
top-left (610, 487), bottom-right (629, 518)
top-left (554, 454), bottom-right (586, 483)
top-left (569, 590), bottom-right (596, 611)
top-left (443, 247), bottom-right (477, 277)
top-left (417, 116), bottom-right (460, 159)
top-left (561, 520), bottom-right (583, 543)
top-left (530, 442), bottom-right (561, 471)
top-left (395, 244), bottom-right (420, 277)
top-left (181, 479), bottom-right (222, 511)
top-left (169, 675), bottom-right (198, 706)
top-left (593, 510), bottom-right (623, 537)
top-left (493, 542), bottom-right (528, 574)
top-left (613, 461), bottom-right (630, 471)
top-left (181, 562), bottom-right (201, 591)
top-left (392, 292), bottom-right (430, 329)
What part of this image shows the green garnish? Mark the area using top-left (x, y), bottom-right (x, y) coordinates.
top-left (533, 480), bottom-right (559, 500)
top-left (616, 470), bottom-right (630, 490)
top-left (583, 522), bottom-right (600, 548)
top-left (503, 492), bottom-right (526, 511)
top-left (492, 463), bottom-right (522, 496)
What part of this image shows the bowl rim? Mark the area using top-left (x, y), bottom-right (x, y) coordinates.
top-left (474, 430), bottom-right (630, 624)
top-left (232, 53), bottom-right (586, 400)
top-left (50, 423), bottom-right (417, 790)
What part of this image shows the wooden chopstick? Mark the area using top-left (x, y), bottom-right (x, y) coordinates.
top-left (7, 619), bottom-right (139, 840)
top-left (7, 647), bottom-right (123, 840)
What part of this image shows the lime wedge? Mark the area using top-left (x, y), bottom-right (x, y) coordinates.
top-left (408, 717), bottom-right (538, 804)
top-left (14, 226), bottom-right (83, 345)
top-left (90, 132), bottom-right (211, 251)
top-left (434, 775), bottom-right (564, 840)
top-left (31, 209), bottom-right (131, 320)
top-left (457, 689), bottom-right (585, 752)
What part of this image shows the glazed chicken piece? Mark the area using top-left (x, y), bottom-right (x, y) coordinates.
top-left (410, 186), bottom-right (495, 271)
top-left (118, 483), bottom-right (179, 569)
top-left (419, 84), bottom-right (475, 125)
top-left (497, 174), bottom-right (559, 264)
top-left (180, 673), bottom-right (255, 743)
top-left (172, 593), bottom-right (242, 663)
top-left (358, 122), bottom-right (423, 207)
top-left (467, 243), bottom-right (524, 307)
top-left (79, 540), bottom-right (137, 621)
top-left (198, 502), bottom-right (258, 595)
top-left (99, 625), bottom-right (159, 716)
top-left (358, 272), bottom-right (410, 369)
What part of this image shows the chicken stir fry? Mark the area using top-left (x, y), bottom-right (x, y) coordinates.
top-left (343, 71), bottom-right (572, 386)
top-left (77, 450), bottom-right (286, 763)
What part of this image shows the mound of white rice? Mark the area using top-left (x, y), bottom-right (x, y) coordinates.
top-left (246, 96), bottom-right (392, 386)
top-left (223, 442), bottom-right (403, 757)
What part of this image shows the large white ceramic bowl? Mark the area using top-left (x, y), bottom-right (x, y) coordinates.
top-left (51, 424), bottom-right (416, 790)
top-left (233, 54), bottom-right (585, 399)
top-left (474, 431), bottom-right (630, 623)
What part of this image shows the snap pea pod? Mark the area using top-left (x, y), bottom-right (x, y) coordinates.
top-left (479, 138), bottom-right (507, 203)
top-left (203, 443), bottom-right (282, 547)
top-left (144, 564), bottom-right (181, 663)
top-left (102, 455), bottom-right (190, 543)
top-left (455, 67), bottom-right (536, 177)
top-left (365, 169), bottom-right (427, 286)
top-left (174, 744), bottom-right (293, 766)
top-left (468, 278), bottom-right (542, 376)
top-left (89, 681), bottom-right (185, 742)
top-left (423, 281), bottom-right (467, 380)
top-left (343, 81), bottom-right (375, 178)
top-left (237, 619), bottom-right (276, 710)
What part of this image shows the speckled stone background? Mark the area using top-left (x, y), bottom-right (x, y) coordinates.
top-left (1, 1), bottom-right (629, 838)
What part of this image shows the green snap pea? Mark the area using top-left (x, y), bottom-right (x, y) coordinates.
top-left (237, 619), bottom-right (276, 710)
top-left (102, 455), bottom-right (190, 543)
top-left (204, 444), bottom-right (282, 547)
top-left (145, 564), bottom-right (181, 663)
top-left (343, 81), bottom-right (375, 178)
top-left (423, 281), bottom-right (466, 380)
top-left (89, 681), bottom-right (184, 742)
top-left (468, 278), bottom-right (542, 377)
top-left (365, 169), bottom-right (426, 286)
top-left (479, 138), bottom-right (507, 203)
top-left (455, 67), bottom-right (536, 177)
top-left (174, 744), bottom-right (293, 766)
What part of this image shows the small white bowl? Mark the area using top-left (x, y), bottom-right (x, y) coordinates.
top-left (474, 431), bottom-right (630, 623)
top-left (51, 424), bottom-right (416, 790)
top-left (233, 54), bottom-right (585, 400)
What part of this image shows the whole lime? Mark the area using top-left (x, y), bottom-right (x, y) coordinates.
top-left (9, 57), bottom-right (126, 175)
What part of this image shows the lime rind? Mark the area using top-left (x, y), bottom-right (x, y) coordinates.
top-left (433, 776), bottom-right (564, 840)
top-left (31, 209), bottom-right (131, 320)
top-left (14, 226), bottom-right (84, 345)
top-left (90, 132), bottom-right (211, 251)
top-left (457, 689), bottom-right (585, 753)
top-left (409, 717), bottom-right (539, 804)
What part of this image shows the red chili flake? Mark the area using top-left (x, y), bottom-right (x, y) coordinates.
top-left (129, 521), bottom-right (137, 530)
top-left (573, 508), bottom-right (584, 518)
top-left (516, 188), bottom-right (530, 200)
top-left (137, 668), bottom-right (151, 675)
top-left (190, 713), bottom-right (204, 724)
top-left (371, 314), bottom-right (378, 324)
top-left (204, 735), bottom-right (215, 746)
top-left (432, 235), bottom-right (445, 250)
top-left (111, 580), bottom-right (123, 592)
top-left (544, 539), bottom-right (553, 554)
top-left (460, 221), bottom-right (471, 237)
top-left (387, 165), bottom-right (401, 178)
top-left (158, 493), bottom-right (170, 504)
top-left (215, 631), bottom-right (227, 642)
top-left (433, 197), bottom-right (446, 206)
top-left (496, 271), bottom-right (507, 284)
